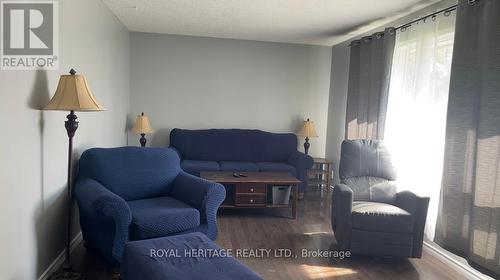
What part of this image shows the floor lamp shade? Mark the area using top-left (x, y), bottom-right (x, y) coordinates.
top-left (297, 118), bottom-right (318, 155)
top-left (44, 69), bottom-right (104, 111)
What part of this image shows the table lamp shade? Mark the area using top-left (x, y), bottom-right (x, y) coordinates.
top-left (132, 112), bottom-right (154, 134)
top-left (297, 118), bottom-right (318, 138)
top-left (44, 69), bottom-right (104, 111)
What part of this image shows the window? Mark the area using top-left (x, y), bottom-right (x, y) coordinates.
top-left (384, 13), bottom-right (456, 240)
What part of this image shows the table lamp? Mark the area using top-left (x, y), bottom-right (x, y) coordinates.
top-left (297, 118), bottom-right (318, 155)
top-left (44, 68), bottom-right (104, 280)
top-left (132, 112), bottom-right (154, 147)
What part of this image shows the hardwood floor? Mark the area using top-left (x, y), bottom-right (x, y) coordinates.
top-left (72, 188), bottom-right (467, 279)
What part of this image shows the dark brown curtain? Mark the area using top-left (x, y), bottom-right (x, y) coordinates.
top-left (435, 0), bottom-right (500, 278)
top-left (345, 28), bottom-right (395, 140)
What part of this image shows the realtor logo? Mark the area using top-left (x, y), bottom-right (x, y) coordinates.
top-left (1, 0), bottom-right (58, 70)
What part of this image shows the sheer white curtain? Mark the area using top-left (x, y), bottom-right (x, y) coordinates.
top-left (384, 12), bottom-right (456, 240)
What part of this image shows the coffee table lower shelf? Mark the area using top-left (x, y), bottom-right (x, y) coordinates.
top-left (200, 171), bottom-right (300, 219)
top-left (220, 204), bottom-right (292, 209)
top-left (218, 191), bottom-right (297, 219)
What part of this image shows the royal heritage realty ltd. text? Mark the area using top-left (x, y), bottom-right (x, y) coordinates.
top-left (150, 248), bottom-right (351, 259)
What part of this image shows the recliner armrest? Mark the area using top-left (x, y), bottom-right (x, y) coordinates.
top-left (395, 191), bottom-right (429, 215)
top-left (395, 191), bottom-right (430, 258)
top-left (332, 184), bottom-right (353, 228)
top-left (331, 184), bottom-right (353, 250)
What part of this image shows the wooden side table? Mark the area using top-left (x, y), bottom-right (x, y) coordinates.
top-left (308, 158), bottom-right (334, 191)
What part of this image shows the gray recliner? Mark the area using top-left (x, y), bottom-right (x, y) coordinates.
top-left (331, 139), bottom-right (429, 258)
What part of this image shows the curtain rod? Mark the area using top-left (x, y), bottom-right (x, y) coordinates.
top-left (348, 2), bottom-right (460, 46)
top-left (395, 4), bottom-right (457, 31)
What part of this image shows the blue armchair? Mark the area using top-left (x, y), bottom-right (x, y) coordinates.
top-left (74, 147), bottom-right (226, 264)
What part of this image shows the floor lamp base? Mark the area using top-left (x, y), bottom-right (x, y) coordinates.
top-left (50, 264), bottom-right (83, 280)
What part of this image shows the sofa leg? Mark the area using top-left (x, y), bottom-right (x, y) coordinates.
top-left (111, 265), bottom-right (121, 279)
top-left (298, 192), bottom-right (304, 200)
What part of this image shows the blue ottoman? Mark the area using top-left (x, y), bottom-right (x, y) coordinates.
top-left (121, 232), bottom-right (262, 280)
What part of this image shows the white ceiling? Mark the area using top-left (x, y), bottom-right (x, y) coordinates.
top-left (103, 0), bottom-right (441, 46)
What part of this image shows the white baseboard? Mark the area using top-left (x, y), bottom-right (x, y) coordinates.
top-left (38, 232), bottom-right (83, 280)
top-left (423, 241), bottom-right (493, 280)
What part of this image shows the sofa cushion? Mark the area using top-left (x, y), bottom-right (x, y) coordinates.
top-left (181, 160), bottom-right (220, 176)
top-left (219, 161), bottom-right (259, 172)
top-left (351, 201), bottom-right (414, 233)
top-left (129, 196), bottom-right (200, 240)
top-left (257, 162), bottom-right (296, 175)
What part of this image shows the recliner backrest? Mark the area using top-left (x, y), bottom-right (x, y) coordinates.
top-left (339, 140), bottom-right (397, 202)
top-left (78, 147), bottom-right (181, 201)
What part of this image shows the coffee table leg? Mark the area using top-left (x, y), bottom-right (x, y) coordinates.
top-left (292, 184), bottom-right (298, 219)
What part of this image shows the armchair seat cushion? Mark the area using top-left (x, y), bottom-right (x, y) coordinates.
top-left (129, 196), bottom-right (200, 240)
top-left (219, 161), bottom-right (259, 172)
top-left (351, 202), bottom-right (414, 233)
top-left (257, 162), bottom-right (296, 175)
top-left (181, 160), bottom-right (220, 176)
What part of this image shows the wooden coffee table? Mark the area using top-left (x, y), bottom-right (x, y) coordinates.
top-left (200, 171), bottom-right (301, 219)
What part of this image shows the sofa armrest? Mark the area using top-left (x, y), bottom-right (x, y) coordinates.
top-left (395, 191), bottom-right (430, 258)
top-left (287, 151), bottom-right (314, 170)
top-left (170, 171), bottom-right (226, 239)
top-left (74, 177), bottom-right (132, 263)
top-left (287, 151), bottom-right (314, 193)
top-left (332, 184), bottom-right (353, 250)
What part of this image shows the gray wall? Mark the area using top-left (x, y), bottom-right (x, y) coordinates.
top-left (128, 32), bottom-right (332, 158)
top-left (325, 45), bottom-right (350, 183)
top-left (325, 0), bottom-right (457, 183)
top-left (0, 0), bottom-right (130, 279)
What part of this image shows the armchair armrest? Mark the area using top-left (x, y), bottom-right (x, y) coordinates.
top-left (168, 146), bottom-right (181, 158)
top-left (74, 177), bottom-right (132, 263)
top-left (170, 171), bottom-right (226, 239)
top-left (395, 191), bottom-right (430, 258)
top-left (332, 184), bottom-right (353, 250)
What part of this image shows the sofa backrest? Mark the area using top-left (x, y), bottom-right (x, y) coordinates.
top-left (339, 139), bottom-right (397, 202)
top-left (170, 128), bottom-right (297, 162)
top-left (78, 147), bottom-right (181, 201)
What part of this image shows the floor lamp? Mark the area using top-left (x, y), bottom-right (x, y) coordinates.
top-left (44, 69), bottom-right (104, 279)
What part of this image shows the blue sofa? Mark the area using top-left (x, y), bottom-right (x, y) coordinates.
top-left (169, 128), bottom-right (314, 192)
top-left (74, 147), bottom-right (226, 264)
